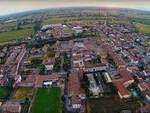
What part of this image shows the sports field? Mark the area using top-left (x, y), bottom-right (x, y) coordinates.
top-left (31, 87), bottom-right (62, 113)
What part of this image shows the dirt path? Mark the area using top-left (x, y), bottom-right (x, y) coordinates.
top-left (28, 88), bottom-right (37, 113)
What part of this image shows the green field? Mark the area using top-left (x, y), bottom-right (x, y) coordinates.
top-left (0, 28), bottom-right (33, 42)
top-left (42, 16), bottom-right (130, 25)
top-left (132, 17), bottom-right (150, 25)
top-left (0, 87), bottom-right (9, 100)
top-left (88, 95), bottom-right (141, 113)
top-left (31, 87), bottom-right (62, 113)
top-left (134, 22), bottom-right (150, 35)
top-left (0, 22), bottom-right (17, 32)
top-left (42, 17), bottom-right (79, 25)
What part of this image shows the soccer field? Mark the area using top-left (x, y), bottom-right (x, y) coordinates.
top-left (31, 87), bottom-right (62, 113)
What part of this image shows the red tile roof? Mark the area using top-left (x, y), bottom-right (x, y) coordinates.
top-left (118, 68), bottom-right (133, 81)
top-left (68, 73), bottom-right (81, 104)
top-left (1, 101), bottom-right (21, 113)
top-left (35, 74), bottom-right (59, 87)
top-left (113, 80), bottom-right (130, 96)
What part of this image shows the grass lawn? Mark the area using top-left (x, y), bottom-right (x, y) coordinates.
top-left (134, 22), bottom-right (150, 35)
top-left (0, 87), bottom-right (9, 100)
top-left (31, 87), bottom-right (62, 113)
top-left (88, 95), bottom-right (141, 113)
top-left (12, 88), bottom-right (34, 101)
top-left (0, 28), bottom-right (33, 42)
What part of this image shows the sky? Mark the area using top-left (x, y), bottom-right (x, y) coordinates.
top-left (0, 0), bottom-right (150, 16)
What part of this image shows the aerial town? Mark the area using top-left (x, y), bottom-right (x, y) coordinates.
top-left (0, 7), bottom-right (150, 113)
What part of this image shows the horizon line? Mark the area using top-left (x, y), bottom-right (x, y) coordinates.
top-left (0, 6), bottom-right (150, 17)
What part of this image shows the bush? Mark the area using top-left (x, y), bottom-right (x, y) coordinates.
top-left (31, 57), bottom-right (42, 65)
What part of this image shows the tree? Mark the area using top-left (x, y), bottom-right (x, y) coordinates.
top-left (47, 51), bottom-right (55, 57)
top-left (39, 64), bottom-right (45, 75)
top-left (16, 22), bottom-right (21, 30)
top-left (31, 57), bottom-right (42, 65)
top-left (33, 21), bottom-right (41, 34)
top-left (109, 83), bottom-right (118, 94)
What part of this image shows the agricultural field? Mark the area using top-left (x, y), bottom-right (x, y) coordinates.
top-left (0, 22), bottom-right (17, 32)
top-left (42, 16), bottom-right (78, 25)
top-left (144, 39), bottom-right (150, 46)
top-left (0, 87), bottom-right (9, 100)
top-left (88, 95), bottom-right (141, 113)
top-left (134, 23), bottom-right (150, 35)
top-left (42, 15), bottom-right (130, 25)
top-left (31, 87), bottom-right (62, 113)
top-left (0, 28), bottom-right (33, 42)
top-left (131, 17), bottom-right (150, 25)
top-left (12, 88), bottom-right (34, 101)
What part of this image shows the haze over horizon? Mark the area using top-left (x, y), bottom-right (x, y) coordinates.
top-left (0, 0), bottom-right (150, 16)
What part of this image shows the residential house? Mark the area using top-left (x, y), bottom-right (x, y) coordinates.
top-left (43, 57), bottom-right (55, 74)
top-left (1, 101), bottom-right (21, 113)
top-left (35, 74), bottom-right (64, 88)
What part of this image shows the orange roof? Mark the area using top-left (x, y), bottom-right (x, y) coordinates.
top-left (68, 73), bottom-right (80, 95)
top-left (68, 73), bottom-right (81, 104)
top-left (2, 101), bottom-right (21, 113)
top-left (35, 74), bottom-right (59, 87)
top-left (118, 68), bottom-right (133, 81)
top-left (42, 57), bottom-right (55, 64)
top-left (71, 95), bottom-right (81, 104)
top-left (113, 80), bottom-right (130, 96)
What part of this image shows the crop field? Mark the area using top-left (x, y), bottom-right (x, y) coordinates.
top-left (132, 17), bottom-right (150, 25)
top-left (12, 88), bottom-right (34, 101)
top-left (42, 15), bottom-right (130, 25)
top-left (0, 28), bottom-right (33, 42)
top-left (0, 22), bottom-right (17, 32)
top-left (0, 87), bottom-right (9, 100)
top-left (31, 87), bottom-right (62, 113)
top-left (42, 16), bottom-right (79, 25)
top-left (134, 22), bottom-right (150, 35)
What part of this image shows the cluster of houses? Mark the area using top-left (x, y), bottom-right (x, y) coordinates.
top-left (0, 43), bottom-right (66, 113)
top-left (0, 44), bottom-right (26, 86)
top-left (36, 23), bottom-right (84, 39)
top-left (1, 20), bottom-right (150, 113)
top-left (71, 39), bottom-right (107, 72)
top-left (90, 21), bottom-right (150, 103)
